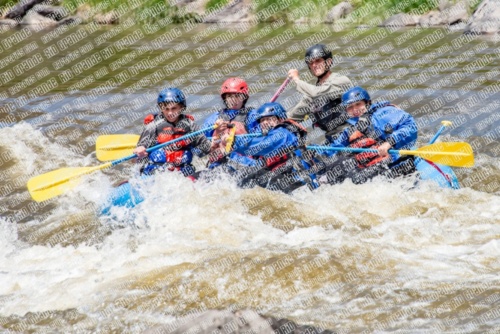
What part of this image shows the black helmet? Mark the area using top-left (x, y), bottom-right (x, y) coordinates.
top-left (305, 44), bottom-right (332, 66)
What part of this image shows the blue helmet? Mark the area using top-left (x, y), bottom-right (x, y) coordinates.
top-left (157, 88), bottom-right (186, 107)
top-left (255, 102), bottom-right (287, 122)
top-left (341, 86), bottom-right (371, 107)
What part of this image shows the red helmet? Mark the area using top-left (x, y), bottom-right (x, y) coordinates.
top-left (220, 78), bottom-right (249, 97)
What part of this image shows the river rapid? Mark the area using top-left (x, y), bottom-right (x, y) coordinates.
top-left (0, 21), bottom-right (499, 333)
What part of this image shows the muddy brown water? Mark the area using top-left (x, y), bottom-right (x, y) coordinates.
top-left (0, 22), bottom-right (499, 333)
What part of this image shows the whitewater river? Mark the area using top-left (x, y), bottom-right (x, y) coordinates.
top-left (0, 21), bottom-right (499, 333)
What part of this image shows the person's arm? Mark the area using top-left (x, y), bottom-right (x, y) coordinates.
top-left (287, 96), bottom-right (313, 121)
top-left (295, 75), bottom-right (352, 99)
top-left (134, 123), bottom-right (158, 158)
top-left (384, 112), bottom-right (418, 150)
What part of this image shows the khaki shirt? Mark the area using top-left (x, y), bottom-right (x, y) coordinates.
top-left (287, 72), bottom-right (353, 121)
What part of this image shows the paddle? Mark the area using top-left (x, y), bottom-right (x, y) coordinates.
top-left (306, 142), bottom-right (474, 168)
top-left (96, 134), bottom-right (140, 161)
top-left (27, 126), bottom-right (216, 202)
top-left (429, 120), bottom-right (452, 144)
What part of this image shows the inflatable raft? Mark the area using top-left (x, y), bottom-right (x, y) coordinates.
top-left (101, 159), bottom-right (460, 215)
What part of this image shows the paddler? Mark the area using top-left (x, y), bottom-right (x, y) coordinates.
top-left (201, 77), bottom-right (259, 167)
top-left (133, 88), bottom-right (212, 178)
top-left (287, 43), bottom-right (353, 142)
top-left (317, 86), bottom-right (418, 185)
top-left (229, 102), bottom-right (314, 193)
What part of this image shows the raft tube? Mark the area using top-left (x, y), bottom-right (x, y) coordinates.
top-left (100, 180), bottom-right (145, 215)
top-left (415, 157), bottom-right (460, 189)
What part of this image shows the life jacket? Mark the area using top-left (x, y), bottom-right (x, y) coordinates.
top-left (142, 113), bottom-right (195, 167)
top-left (215, 106), bottom-right (254, 124)
top-left (309, 96), bottom-right (351, 140)
top-left (346, 116), bottom-right (390, 168)
top-left (213, 106), bottom-right (257, 134)
top-left (262, 119), bottom-right (308, 171)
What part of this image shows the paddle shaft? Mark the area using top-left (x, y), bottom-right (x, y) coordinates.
top-left (113, 125), bottom-right (216, 166)
top-left (270, 77), bottom-right (291, 103)
top-left (306, 145), bottom-right (471, 157)
top-left (429, 120), bottom-right (452, 144)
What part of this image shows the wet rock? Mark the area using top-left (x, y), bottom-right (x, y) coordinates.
top-left (0, 19), bottom-right (18, 26)
top-left (325, 1), bottom-right (353, 23)
top-left (75, 4), bottom-right (92, 22)
top-left (380, 13), bottom-right (418, 26)
top-left (267, 317), bottom-right (336, 334)
top-left (419, 10), bottom-right (443, 26)
top-left (58, 16), bottom-right (81, 26)
top-left (441, 1), bottom-right (469, 25)
top-left (20, 11), bottom-right (58, 26)
top-left (5, 0), bottom-right (46, 20)
top-left (32, 5), bottom-right (68, 21)
top-left (420, 1), bottom-right (469, 26)
top-left (143, 309), bottom-right (275, 334)
top-left (439, 0), bottom-right (452, 11)
top-left (94, 11), bottom-right (119, 24)
top-left (203, 0), bottom-right (254, 23)
top-left (465, 0), bottom-right (500, 34)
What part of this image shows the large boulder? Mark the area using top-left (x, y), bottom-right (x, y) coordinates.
top-left (419, 1), bottom-right (469, 27)
top-left (142, 309), bottom-right (336, 334)
top-left (32, 5), bottom-right (69, 21)
top-left (203, 0), bottom-right (254, 23)
top-left (439, 0), bottom-right (452, 11)
top-left (58, 16), bottom-right (82, 26)
top-left (380, 13), bottom-right (419, 26)
top-left (94, 11), bottom-right (119, 24)
top-left (440, 1), bottom-right (469, 25)
top-left (5, 0), bottom-right (47, 21)
top-left (325, 1), bottom-right (353, 23)
top-left (0, 19), bottom-right (19, 26)
top-left (419, 10), bottom-right (444, 26)
top-left (142, 310), bottom-right (274, 334)
top-left (20, 11), bottom-right (58, 26)
top-left (465, 0), bottom-right (500, 34)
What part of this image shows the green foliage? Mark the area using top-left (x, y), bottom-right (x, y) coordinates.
top-left (252, 0), bottom-right (344, 22)
top-left (382, 0), bottom-right (438, 14)
top-left (469, 0), bottom-right (483, 13)
top-left (0, 0), bottom-right (15, 13)
top-left (206, 0), bottom-right (230, 12)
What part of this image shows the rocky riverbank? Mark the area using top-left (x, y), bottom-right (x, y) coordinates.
top-left (0, 0), bottom-right (498, 34)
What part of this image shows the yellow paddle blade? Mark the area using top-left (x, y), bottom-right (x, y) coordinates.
top-left (96, 134), bottom-right (139, 161)
top-left (28, 163), bottom-right (112, 202)
top-left (225, 127), bottom-right (237, 154)
top-left (399, 142), bottom-right (474, 168)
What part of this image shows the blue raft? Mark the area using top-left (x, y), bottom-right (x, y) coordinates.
top-left (415, 158), bottom-right (460, 189)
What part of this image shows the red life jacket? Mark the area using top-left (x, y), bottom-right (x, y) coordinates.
top-left (143, 113), bottom-right (195, 167)
top-left (348, 129), bottom-right (389, 168)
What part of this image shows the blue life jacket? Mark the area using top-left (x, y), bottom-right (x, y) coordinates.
top-left (232, 120), bottom-right (306, 168)
top-left (327, 101), bottom-right (418, 163)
